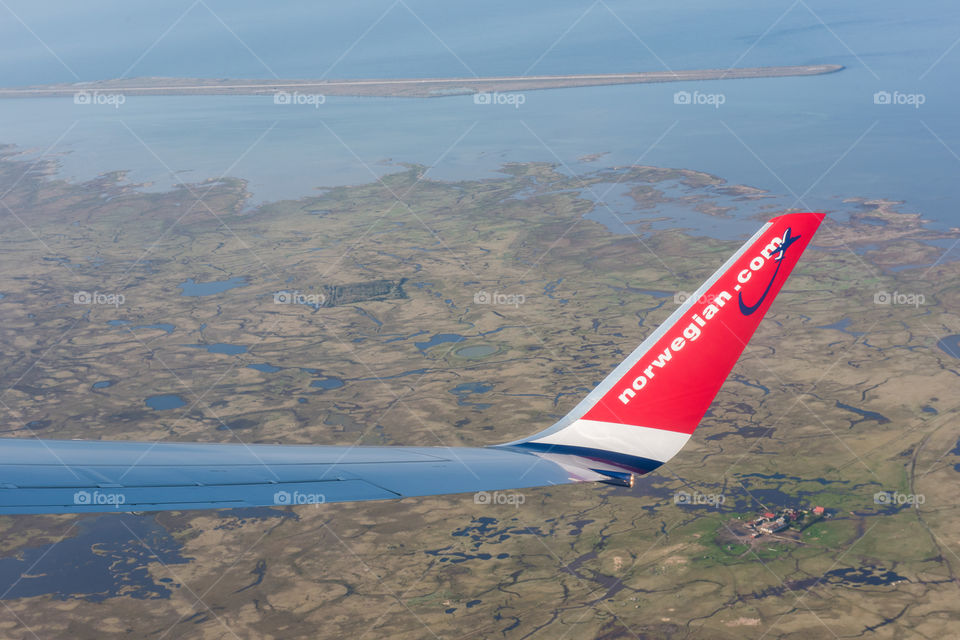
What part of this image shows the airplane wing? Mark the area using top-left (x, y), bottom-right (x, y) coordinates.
top-left (0, 212), bottom-right (824, 514)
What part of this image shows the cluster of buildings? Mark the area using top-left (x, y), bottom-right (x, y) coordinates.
top-left (746, 506), bottom-right (825, 537)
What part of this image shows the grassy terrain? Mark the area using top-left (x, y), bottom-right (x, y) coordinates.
top-left (0, 144), bottom-right (957, 638)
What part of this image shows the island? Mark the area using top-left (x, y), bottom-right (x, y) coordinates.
top-left (0, 64), bottom-right (843, 99)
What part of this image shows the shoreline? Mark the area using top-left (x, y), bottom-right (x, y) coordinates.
top-left (0, 64), bottom-right (843, 99)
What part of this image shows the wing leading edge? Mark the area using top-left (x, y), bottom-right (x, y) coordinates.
top-left (0, 212), bottom-right (824, 514)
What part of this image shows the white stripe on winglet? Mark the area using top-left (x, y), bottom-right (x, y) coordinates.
top-left (530, 419), bottom-right (691, 463)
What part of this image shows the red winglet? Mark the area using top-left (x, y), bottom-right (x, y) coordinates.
top-left (580, 212), bottom-right (824, 434)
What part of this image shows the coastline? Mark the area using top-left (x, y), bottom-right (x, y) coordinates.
top-left (0, 65), bottom-right (844, 99)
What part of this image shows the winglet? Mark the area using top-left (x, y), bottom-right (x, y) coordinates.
top-left (502, 212), bottom-right (824, 477)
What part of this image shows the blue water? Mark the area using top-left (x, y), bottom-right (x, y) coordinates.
top-left (415, 333), bottom-right (466, 353)
top-left (92, 380), bottom-right (113, 389)
top-left (145, 394), bottom-right (187, 410)
top-left (452, 382), bottom-right (493, 395)
top-left (247, 363), bottom-right (281, 372)
top-left (816, 318), bottom-right (866, 337)
top-left (179, 277), bottom-right (248, 297)
top-left (0, 514), bottom-right (189, 601)
top-left (937, 335), bottom-right (960, 358)
top-left (186, 343), bottom-right (248, 355)
top-left (133, 323), bottom-right (176, 334)
top-left (107, 321), bottom-right (175, 334)
top-left (310, 377), bottom-right (344, 390)
top-left (450, 382), bottom-right (494, 409)
top-left (587, 179), bottom-right (793, 239)
top-left (0, 0), bottom-right (958, 237)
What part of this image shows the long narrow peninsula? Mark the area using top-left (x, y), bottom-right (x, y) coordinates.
top-left (0, 64), bottom-right (842, 99)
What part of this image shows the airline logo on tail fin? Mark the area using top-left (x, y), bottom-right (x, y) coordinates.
top-left (583, 213), bottom-right (822, 434)
top-left (615, 225), bottom-right (801, 407)
top-left (738, 226), bottom-right (800, 315)
top-left (506, 212), bottom-right (824, 475)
